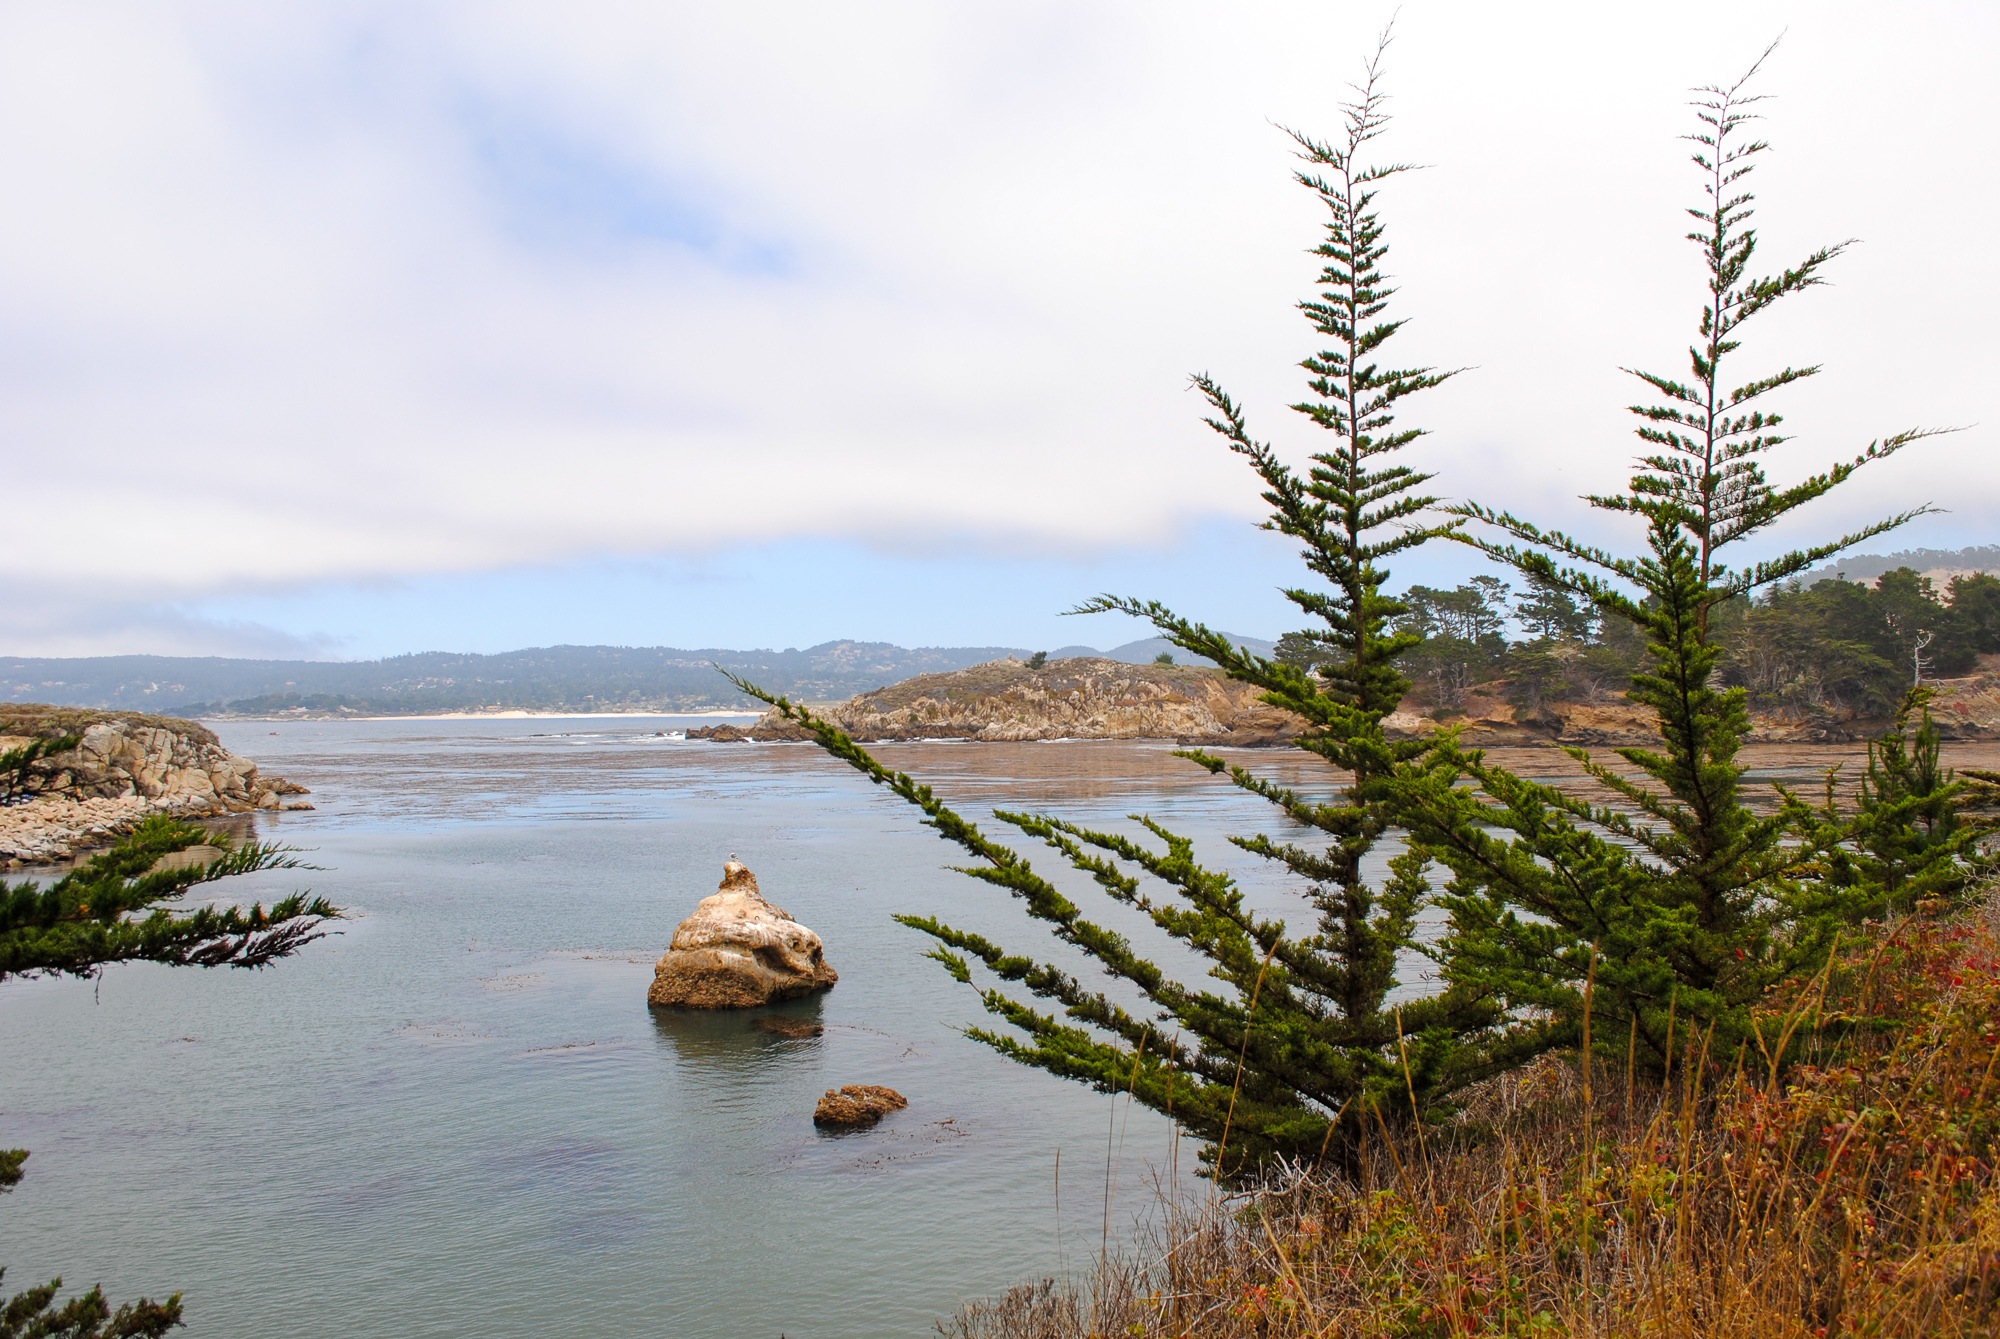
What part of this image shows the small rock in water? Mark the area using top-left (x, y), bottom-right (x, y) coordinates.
top-left (813, 1084), bottom-right (907, 1129)
top-left (647, 861), bottom-right (838, 1009)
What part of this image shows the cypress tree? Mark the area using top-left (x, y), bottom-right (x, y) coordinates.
top-left (739, 37), bottom-right (1502, 1176)
top-left (1403, 51), bottom-right (1956, 1069)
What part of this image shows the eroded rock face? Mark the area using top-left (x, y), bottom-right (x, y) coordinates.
top-left (0, 705), bottom-right (310, 866)
top-left (647, 861), bottom-right (838, 1009)
top-left (813, 1084), bottom-right (907, 1128)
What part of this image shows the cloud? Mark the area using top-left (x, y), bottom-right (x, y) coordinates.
top-left (0, 1), bottom-right (1992, 653)
top-left (0, 578), bottom-right (340, 659)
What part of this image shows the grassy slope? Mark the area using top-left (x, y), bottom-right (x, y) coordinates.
top-left (948, 898), bottom-right (2000, 1338)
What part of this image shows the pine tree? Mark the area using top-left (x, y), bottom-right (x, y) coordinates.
top-left (1402, 49), bottom-right (1952, 1069)
top-left (1805, 689), bottom-right (1997, 915)
top-left (738, 36), bottom-right (1503, 1176)
top-left (3, 817), bottom-right (340, 1334)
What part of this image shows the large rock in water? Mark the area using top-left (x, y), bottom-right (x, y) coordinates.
top-left (647, 861), bottom-right (838, 1008)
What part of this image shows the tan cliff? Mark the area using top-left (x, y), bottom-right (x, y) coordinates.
top-left (0, 705), bottom-right (309, 866)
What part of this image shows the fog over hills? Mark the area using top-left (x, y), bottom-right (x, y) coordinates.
top-left (1, 635), bottom-right (1277, 717)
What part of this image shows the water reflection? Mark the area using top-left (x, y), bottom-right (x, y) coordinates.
top-left (648, 996), bottom-right (828, 1072)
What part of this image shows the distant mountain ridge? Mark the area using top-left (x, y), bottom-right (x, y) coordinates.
top-left (1, 634), bottom-right (1277, 717)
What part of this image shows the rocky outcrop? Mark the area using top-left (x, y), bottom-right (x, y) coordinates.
top-left (813, 1084), bottom-right (907, 1128)
top-left (647, 861), bottom-right (839, 1009)
top-left (0, 705), bottom-right (308, 866)
top-left (702, 657), bottom-right (1305, 746)
top-left (691, 650), bottom-right (2000, 752)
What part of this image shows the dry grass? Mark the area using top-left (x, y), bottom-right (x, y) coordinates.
top-left (944, 899), bottom-right (2000, 1337)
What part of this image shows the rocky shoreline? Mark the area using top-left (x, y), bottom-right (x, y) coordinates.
top-left (688, 653), bottom-right (2000, 750)
top-left (0, 705), bottom-right (309, 867)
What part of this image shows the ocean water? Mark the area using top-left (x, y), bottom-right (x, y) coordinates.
top-left (0, 717), bottom-right (1351, 1338)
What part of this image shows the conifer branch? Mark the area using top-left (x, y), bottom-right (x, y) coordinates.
top-left (1, 817), bottom-right (338, 982)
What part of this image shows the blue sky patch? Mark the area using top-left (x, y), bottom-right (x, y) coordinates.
top-left (462, 101), bottom-right (795, 277)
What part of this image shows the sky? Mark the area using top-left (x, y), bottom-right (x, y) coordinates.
top-left (2, 1), bottom-right (1994, 660)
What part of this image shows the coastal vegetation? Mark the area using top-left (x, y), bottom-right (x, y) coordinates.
top-left (724, 656), bottom-right (1300, 745)
top-left (946, 901), bottom-right (2000, 1337)
top-left (1376, 566), bottom-right (2000, 725)
top-left (739, 37), bottom-right (2000, 1334)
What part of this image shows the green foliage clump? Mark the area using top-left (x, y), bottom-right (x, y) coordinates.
top-left (0, 1261), bottom-right (182, 1339)
top-left (1727, 569), bottom-right (1998, 715)
top-left (0, 1167), bottom-right (184, 1339)
top-left (1800, 689), bottom-right (1999, 915)
top-left (1393, 578), bottom-right (1511, 710)
top-left (1386, 562), bottom-right (2000, 727)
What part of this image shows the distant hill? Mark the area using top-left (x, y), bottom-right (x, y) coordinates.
top-left (1807, 545), bottom-right (2000, 586)
top-left (0, 633), bottom-right (1278, 717)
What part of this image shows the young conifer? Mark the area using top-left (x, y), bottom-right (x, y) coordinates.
top-left (740, 36), bottom-right (1502, 1175)
top-left (1805, 689), bottom-right (1998, 915)
top-left (1402, 50), bottom-right (1953, 1068)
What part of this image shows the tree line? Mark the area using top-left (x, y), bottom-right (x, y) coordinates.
top-left (1287, 565), bottom-right (2000, 725)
